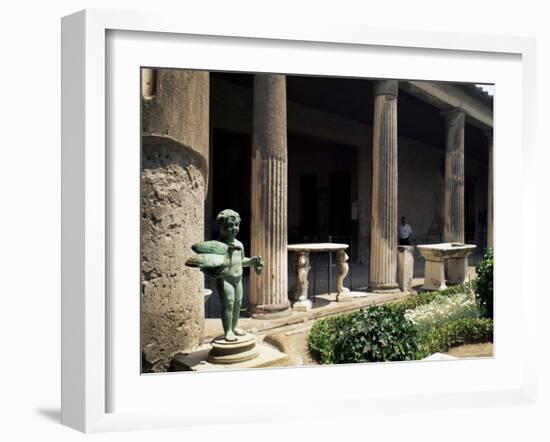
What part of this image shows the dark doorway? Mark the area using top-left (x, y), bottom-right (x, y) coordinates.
top-left (465, 176), bottom-right (476, 244)
top-left (299, 173), bottom-right (318, 240)
top-left (328, 170), bottom-right (352, 237)
top-left (211, 129), bottom-right (251, 252)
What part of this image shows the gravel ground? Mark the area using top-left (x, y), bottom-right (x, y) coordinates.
top-left (445, 342), bottom-right (493, 358)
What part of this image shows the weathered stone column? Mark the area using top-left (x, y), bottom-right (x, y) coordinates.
top-left (486, 131), bottom-right (494, 249)
top-left (249, 74), bottom-right (291, 318)
top-left (141, 69), bottom-right (209, 372)
top-left (443, 108), bottom-right (465, 243)
top-left (368, 80), bottom-right (399, 292)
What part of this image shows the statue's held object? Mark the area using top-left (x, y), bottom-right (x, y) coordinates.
top-left (185, 209), bottom-right (264, 342)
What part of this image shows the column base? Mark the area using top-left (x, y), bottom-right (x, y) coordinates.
top-left (368, 283), bottom-right (400, 294)
top-left (249, 304), bottom-right (292, 319)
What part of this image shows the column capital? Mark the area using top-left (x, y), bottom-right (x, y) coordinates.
top-left (253, 74), bottom-right (288, 162)
top-left (373, 79), bottom-right (398, 97)
top-left (443, 107), bottom-right (465, 128)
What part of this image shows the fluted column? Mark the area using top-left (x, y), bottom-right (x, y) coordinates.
top-left (486, 131), bottom-right (494, 249)
top-left (443, 109), bottom-right (465, 243)
top-left (249, 74), bottom-right (291, 318)
top-left (368, 80), bottom-right (399, 292)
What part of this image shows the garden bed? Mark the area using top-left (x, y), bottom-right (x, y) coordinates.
top-left (307, 248), bottom-right (494, 365)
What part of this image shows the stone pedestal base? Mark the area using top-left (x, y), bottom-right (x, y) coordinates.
top-left (207, 333), bottom-right (259, 364)
top-left (397, 246), bottom-right (415, 292)
top-left (423, 259), bottom-right (447, 291)
top-left (336, 288), bottom-right (353, 302)
top-left (293, 299), bottom-right (312, 311)
top-left (170, 341), bottom-right (289, 372)
top-left (447, 257), bottom-right (468, 285)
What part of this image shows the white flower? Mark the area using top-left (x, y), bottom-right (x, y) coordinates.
top-left (405, 291), bottom-right (481, 334)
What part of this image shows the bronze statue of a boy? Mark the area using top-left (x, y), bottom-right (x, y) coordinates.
top-left (186, 209), bottom-right (263, 341)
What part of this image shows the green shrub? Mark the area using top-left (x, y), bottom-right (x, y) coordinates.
top-left (308, 284), bottom-right (489, 365)
top-left (332, 305), bottom-right (418, 364)
top-left (308, 313), bottom-right (357, 364)
top-left (415, 317), bottom-right (493, 359)
top-left (475, 248), bottom-right (494, 318)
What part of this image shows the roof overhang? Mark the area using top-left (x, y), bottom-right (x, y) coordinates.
top-left (400, 81), bottom-right (493, 131)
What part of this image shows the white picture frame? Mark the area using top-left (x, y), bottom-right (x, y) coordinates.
top-left (61, 9), bottom-right (537, 433)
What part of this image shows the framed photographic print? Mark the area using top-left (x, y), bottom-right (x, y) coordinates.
top-left (62, 9), bottom-right (537, 433)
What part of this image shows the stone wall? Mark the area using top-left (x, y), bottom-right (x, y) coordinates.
top-left (397, 137), bottom-right (445, 244)
top-left (286, 134), bottom-right (487, 256)
top-left (141, 69), bottom-right (209, 372)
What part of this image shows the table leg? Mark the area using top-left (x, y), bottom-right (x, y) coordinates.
top-left (336, 250), bottom-right (352, 302)
top-left (293, 251), bottom-right (312, 311)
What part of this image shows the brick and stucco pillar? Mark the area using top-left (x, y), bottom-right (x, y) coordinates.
top-left (141, 69), bottom-right (209, 372)
top-left (249, 74), bottom-right (291, 318)
top-left (368, 80), bottom-right (399, 292)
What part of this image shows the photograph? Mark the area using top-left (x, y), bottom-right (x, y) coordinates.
top-left (140, 68), bottom-right (494, 373)
top-left (1, 0), bottom-right (548, 438)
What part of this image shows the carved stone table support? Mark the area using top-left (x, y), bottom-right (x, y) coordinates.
top-left (336, 250), bottom-right (352, 302)
top-left (292, 251), bottom-right (312, 311)
top-left (288, 243), bottom-right (350, 309)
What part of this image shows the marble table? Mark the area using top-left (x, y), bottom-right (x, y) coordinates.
top-left (287, 243), bottom-right (351, 311)
top-left (416, 242), bottom-right (477, 291)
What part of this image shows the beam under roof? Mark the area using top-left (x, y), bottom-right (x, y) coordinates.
top-left (400, 81), bottom-right (493, 130)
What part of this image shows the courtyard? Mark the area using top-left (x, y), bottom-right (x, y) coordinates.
top-left (140, 68), bottom-right (494, 373)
